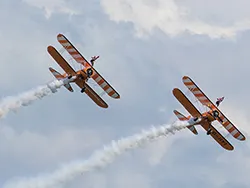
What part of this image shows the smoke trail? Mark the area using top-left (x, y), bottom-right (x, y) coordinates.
top-left (0, 80), bottom-right (64, 118)
top-left (4, 121), bottom-right (188, 188)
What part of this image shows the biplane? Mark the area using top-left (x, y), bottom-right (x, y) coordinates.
top-left (47, 34), bottom-right (120, 108)
top-left (173, 76), bottom-right (246, 150)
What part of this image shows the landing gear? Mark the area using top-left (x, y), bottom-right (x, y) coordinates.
top-left (193, 117), bottom-right (198, 121)
top-left (207, 129), bottom-right (212, 135)
top-left (207, 124), bottom-right (213, 135)
top-left (81, 87), bottom-right (86, 93)
top-left (68, 75), bottom-right (72, 79)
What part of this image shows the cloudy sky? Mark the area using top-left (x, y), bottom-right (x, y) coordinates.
top-left (1, 0), bottom-right (250, 188)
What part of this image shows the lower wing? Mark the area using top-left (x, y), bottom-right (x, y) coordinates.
top-left (75, 79), bottom-right (108, 108)
top-left (200, 121), bottom-right (234, 151)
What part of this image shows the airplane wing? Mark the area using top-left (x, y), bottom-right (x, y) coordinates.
top-left (173, 88), bottom-right (233, 150)
top-left (47, 46), bottom-right (76, 76)
top-left (57, 33), bottom-right (120, 99)
top-left (173, 88), bottom-right (202, 118)
top-left (75, 79), bottom-right (108, 108)
top-left (201, 121), bottom-right (234, 150)
top-left (182, 76), bottom-right (246, 141)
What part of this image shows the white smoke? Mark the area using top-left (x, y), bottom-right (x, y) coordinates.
top-left (3, 121), bottom-right (187, 188)
top-left (0, 80), bottom-right (64, 118)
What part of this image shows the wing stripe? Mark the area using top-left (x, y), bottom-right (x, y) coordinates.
top-left (112, 93), bottom-right (119, 98)
top-left (103, 85), bottom-right (110, 91)
top-left (100, 82), bottom-right (108, 88)
top-left (95, 76), bottom-right (102, 82)
top-left (226, 124), bottom-right (233, 130)
top-left (182, 76), bottom-right (246, 141)
top-left (238, 135), bottom-right (244, 140)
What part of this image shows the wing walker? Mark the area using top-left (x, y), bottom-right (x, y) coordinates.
top-left (47, 34), bottom-right (120, 108)
top-left (173, 76), bottom-right (246, 151)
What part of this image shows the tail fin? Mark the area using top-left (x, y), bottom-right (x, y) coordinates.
top-left (49, 67), bottom-right (74, 92)
top-left (173, 110), bottom-right (198, 135)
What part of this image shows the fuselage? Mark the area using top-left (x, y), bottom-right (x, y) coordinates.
top-left (188, 108), bottom-right (220, 126)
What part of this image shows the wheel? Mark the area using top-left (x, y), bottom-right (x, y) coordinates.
top-left (81, 87), bottom-right (86, 93)
top-left (68, 75), bottom-right (72, 79)
top-left (207, 129), bottom-right (213, 135)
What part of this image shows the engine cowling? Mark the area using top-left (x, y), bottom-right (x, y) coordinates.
top-left (212, 110), bottom-right (219, 118)
top-left (84, 67), bottom-right (94, 77)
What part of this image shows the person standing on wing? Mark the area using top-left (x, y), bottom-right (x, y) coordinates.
top-left (216, 97), bottom-right (224, 107)
top-left (90, 55), bottom-right (99, 66)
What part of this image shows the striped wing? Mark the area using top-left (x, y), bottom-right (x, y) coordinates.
top-left (182, 76), bottom-right (246, 141)
top-left (57, 33), bottom-right (120, 99)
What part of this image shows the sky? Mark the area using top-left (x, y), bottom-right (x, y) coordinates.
top-left (0, 0), bottom-right (250, 187)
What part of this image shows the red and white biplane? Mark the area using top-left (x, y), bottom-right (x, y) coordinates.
top-left (173, 76), bottom-right (245, 150)
top-left (47, 34), bottom-right (120, 108)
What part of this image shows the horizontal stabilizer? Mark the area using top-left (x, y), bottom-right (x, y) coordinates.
top-left (173, 110), bottom-right (198, 135)
top-left (49, 67), bottom-right (74, 92)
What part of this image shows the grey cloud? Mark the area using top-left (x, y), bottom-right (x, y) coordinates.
top-left (100, 0), bottom-right (250, 39)
top-left (1, 0), bottom-right (250, 188)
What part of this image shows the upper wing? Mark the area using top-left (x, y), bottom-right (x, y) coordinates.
top-left (57, 33), bottom-right (120, 99)
top-left (47, 46), bottom-right (76, 76)
top-left (182, 76), bottom-right (214, 107)
top-left (182, 76), bottom-right (246, 141)
top-left (173, 88), bottom-right (202, 118)
top-left (75, 79), bottom-right (108, 108)
top-left (57, 34), bottom-right (90, 68)
top-left (200, 122), bottom-right (234, 150)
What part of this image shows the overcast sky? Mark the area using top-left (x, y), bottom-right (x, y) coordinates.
top-left (1, 0), bottom-right (250, 188)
